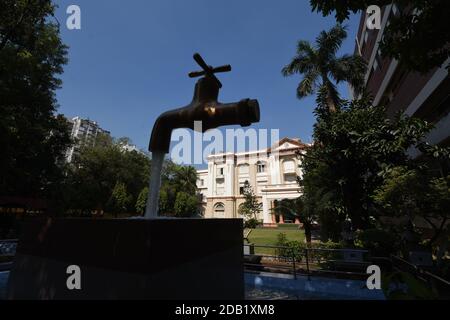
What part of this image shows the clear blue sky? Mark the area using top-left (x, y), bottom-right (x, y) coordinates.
top-left (54, 0), bottom-right (359, 156)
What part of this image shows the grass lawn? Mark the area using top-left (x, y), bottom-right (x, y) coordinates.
top-left (247, 225), bottom-right (305, 255)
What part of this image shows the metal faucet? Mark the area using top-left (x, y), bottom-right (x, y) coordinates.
top-left (148, 53), bottom-right (260, 153)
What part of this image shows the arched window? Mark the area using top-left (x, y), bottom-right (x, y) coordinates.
top-left (256, 161), bottom-right (266, 173)
top-left (283, 159), bottom-right (295, 173)
top-left (238, 203), bottom-right (246, 219)
top-left (213, 203), bottom-right (225, 218)
top-left (238, 164), bottom-right (249, 175)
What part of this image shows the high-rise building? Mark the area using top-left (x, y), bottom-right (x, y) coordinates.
top-left (354, 4), bottom-right (450, 158)
top-left (65, 116), bottom-right (111, 163)
top-left (119, 142), bottom-right (146, 155)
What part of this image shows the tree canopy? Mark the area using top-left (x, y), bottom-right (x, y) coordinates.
top-left (0, 0), bottom-right (71, 198)
top-left (282, 24), bottom-right (366, 113)
top-left (61, 135), bottom-right (200, 217)
top-left (238, 181), bottom-right (262, 221)
top-left (300, 93), bottom-right (450, 242)
top-left (309, 0), bottom-right (450, 73)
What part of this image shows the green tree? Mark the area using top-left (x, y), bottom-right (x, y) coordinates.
top-left (107, 181), bottom-right (131, 217)
top-left (0, 0), bottom-right (71, 199)
top-left (309, 0), bottom-right (450, 73)
top-left (158, 160), bottom-right (198, 216)
top-left (374, 166), bottom-right (450, 253)
top-left (174, 192), bottom-right (199, 218)
top-left (135, 187), bottom-right (149, 215)
top-left (282, 24), bottom-right (366, 113)
top-left (64, 135), bottom-right (150, 215)
top-left (238, 181), bottom-right (262, 221)
top-left (299, 96), bottom-right (436, 240)
top-left (172, 165), bottom-right (198, 195)
top-left (273, 197), bottom-right (315, 243)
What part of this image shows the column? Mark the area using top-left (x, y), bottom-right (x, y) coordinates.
top-left (262, 195), bottom-right (272, 224)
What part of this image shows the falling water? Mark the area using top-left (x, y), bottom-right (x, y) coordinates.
top-left (144, 151), bottom-right (165, 219)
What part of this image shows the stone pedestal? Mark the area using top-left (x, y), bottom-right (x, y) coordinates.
top-left (7, 217), bottom-right (244, 300)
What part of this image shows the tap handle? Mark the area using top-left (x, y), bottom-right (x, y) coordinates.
top-left (193, 53), bottom-right (210, 73)
top-left (188, 70), bottom-right (206, 78)
top-left (190, 53), bottom-right (232, 88)
top-left (188, 65), bottom-right (231, 78)
top-left (213, 65), bottom-right (232, 73)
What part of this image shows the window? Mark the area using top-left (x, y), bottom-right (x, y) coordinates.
top-left (216, 179), bottom-right (224, 195)
top-left (217, 167), bottom-right (224, 176)
top-left (238, 164), bottom-right (249, 175)
top-left (283, 159), bottom-right (295, 173)
top-left (284, 174), bottom-right (297, 183)
top-left (256, 161), bottom-right (266, 173)
top-left (198, 179), bottom-right (204, 187)
top-left (214, 203), bottom-right (225, 218)
top-left (239, 187), bottom-right (245, 195)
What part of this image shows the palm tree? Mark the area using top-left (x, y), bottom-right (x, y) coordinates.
top-left (173, 165), bottom-right (198, 195)
top-left (272, 197), bottom-right (314, 243)
top-left (282, 24), bottom-right (366, 113)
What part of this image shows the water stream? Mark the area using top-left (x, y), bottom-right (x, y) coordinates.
top-left (144, 151), bottom-right (165, 219)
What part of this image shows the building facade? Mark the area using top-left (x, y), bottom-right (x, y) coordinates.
top-left (65, 117), bottom-right (111, 163)
top-left (197, 138), bottom-right (308, 224)
top-left (354, 4), bottom-right (450, 157)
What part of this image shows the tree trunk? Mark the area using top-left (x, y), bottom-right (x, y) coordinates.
top-left (304, 223), bottom-right (312, 243)
top-left (327, 96), bottom-right (337, 113)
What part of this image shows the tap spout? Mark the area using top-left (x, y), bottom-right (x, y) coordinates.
top-left (149, 77), bottom-right (260, 153)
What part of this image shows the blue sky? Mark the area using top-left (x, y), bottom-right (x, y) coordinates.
top-left (54, 0), bottom-right (359, 160)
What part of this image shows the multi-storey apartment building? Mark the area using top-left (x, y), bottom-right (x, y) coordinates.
top-left (65, 117), bottom-right (111, 163)
top-left (197, 138), bottom-right (308, 224)
top-left (354, 4), bottom-right (450, 157)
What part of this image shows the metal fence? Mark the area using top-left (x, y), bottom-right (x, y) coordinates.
top-left (244, 244), bottom-right (372, 280)
top-left (244, 243), bottom-right (450, 298)
top-left (390, 254), bottom-right (450, 297)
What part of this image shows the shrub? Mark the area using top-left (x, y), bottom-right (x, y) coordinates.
top-left (307, 240), bottom-right (345, 262)
top-left (355, 228), bottom-right (398, 257)
top-left (274, 233), bottom-right (304, 262)
top-left (174, 192), bottom-right (199, 217)
top-left (244, 218), bottom-right (262, 229)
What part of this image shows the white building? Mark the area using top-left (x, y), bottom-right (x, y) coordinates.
top-left (197, 138), bottom-right (308, 224)
top-left (65, 117), bottom-right (110, 163)
top-left (120, 142), bottom-right (147, 156)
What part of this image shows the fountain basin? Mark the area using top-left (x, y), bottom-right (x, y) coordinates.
top-left (7, 217), bottom-right (244, 300)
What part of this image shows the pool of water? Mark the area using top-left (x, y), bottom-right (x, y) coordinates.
top-left (0, 272), bottom-right (8, 300)
top-left (0, 271), bottom-right (385, 300)
top-left (244, 272), bottom-right (385, 300)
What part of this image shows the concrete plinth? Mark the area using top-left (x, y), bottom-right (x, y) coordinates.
top-left (7, 218), bottom-right (244, 300)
